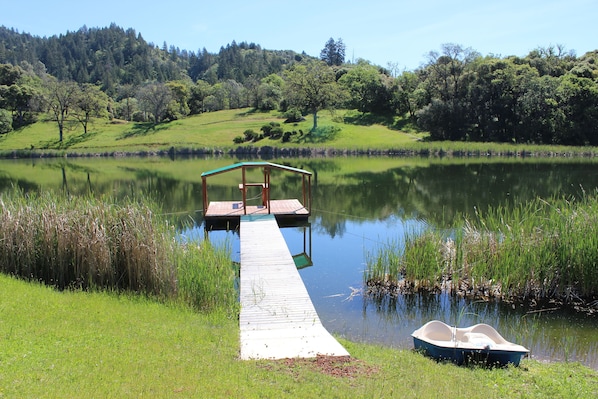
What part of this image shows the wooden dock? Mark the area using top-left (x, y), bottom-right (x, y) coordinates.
top-left (239, 214), bottom-right (349, 360)
top-left (205, 199), bottom-right (309, 219)
top-left (201, 162), bottom-right (312, 230)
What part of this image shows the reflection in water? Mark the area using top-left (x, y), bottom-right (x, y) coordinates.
top-left (1, 156), bottom-right (598, 369)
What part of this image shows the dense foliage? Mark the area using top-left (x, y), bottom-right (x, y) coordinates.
top-left (1, 24), bottom-right (597, 145)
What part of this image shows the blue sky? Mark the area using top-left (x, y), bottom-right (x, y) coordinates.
top-left (3, 0), bottom-right (596, 71)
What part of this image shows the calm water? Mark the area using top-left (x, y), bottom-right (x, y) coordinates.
top-left (2, 155), bottom-right (598, 368)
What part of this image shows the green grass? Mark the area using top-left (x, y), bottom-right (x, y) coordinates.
top-left (0, 109), bottom-right (420, 154)
top-left (1, 273), bottom-right (596, 398)
top-left (3, 108), bottom-right (598, 156)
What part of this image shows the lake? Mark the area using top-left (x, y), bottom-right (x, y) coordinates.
top-left (1, 155), bottom-right (597, 368)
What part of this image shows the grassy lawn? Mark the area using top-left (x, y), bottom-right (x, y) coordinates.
top-left (2, 108), bottom-right (597, 158)
top-left (0, 108), bottom-right (423, 154)
top-left (1, 274), bottom-right (596, 398)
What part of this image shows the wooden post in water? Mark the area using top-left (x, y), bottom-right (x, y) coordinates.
top-left (241, 166), bottom-right (247, 215)
top-left (201, 175), bottom-right (208, 214)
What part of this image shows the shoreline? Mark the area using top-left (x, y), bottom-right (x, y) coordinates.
top-left (2, 144), bottom-right (598, 159)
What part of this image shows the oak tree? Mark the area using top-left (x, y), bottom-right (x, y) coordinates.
top-left (283, 60), bottom-right (339, 131)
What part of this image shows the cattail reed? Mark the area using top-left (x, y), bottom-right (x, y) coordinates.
top-left (0, 189), bottom-right (236, 312)
top-left (366, 191), bottom-right (598, 305)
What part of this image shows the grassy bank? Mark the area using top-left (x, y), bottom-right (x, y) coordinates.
top-left (1, 274), bottom-right (596, 398)
top-left (366, 193), bottom-right (598, 307)
top-left (0, 189), bottom-right (236, 313)
top-left (0, 179), bottom-right (597, 397)
top-left (2, 108), bottom-right (598, 157)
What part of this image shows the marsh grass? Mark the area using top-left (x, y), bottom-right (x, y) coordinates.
top-left (366, 192), bottom-right (598, 304)
top-left (175, 239), bottom-right (238, 313)
top-left (0, 188), bottom-right (236, 312)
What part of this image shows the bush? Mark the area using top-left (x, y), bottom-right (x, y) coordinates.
top-left (260, 122), bottom-right (279, 136)
top-left (243, 129), bottom-right (258, 141)
top-left (283, 108), bottom-right (304, 123)
top-left (269, 126), bottom-right (283, 139)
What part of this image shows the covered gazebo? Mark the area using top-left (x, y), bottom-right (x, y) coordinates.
top-left (201, 162), bottom-right (312, 226)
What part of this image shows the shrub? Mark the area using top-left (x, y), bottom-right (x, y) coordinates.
top-left (283, 108), bottom-right (304, 123)
top-left (260, 122), bottom-right (279, 136)
top-left (269, 126), bottom-right (283, 139)
top-left (243, 129), bottom-right (258, 141)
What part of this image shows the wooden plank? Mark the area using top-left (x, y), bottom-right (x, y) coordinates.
top-left (239, 214), bottom-right (349, 360)
top-left (205, 199), bottom-right (309, 218)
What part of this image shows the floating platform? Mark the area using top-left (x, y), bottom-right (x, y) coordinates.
top-left (204, 199), bottom-right (309, 228)
top-left (239, 214), bottom-right (349, 360)
top-left (201, 162), bottom-right (312, 230)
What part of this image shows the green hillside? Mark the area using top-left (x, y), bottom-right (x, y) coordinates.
top-left (0, 108), bottom-right (424, 155)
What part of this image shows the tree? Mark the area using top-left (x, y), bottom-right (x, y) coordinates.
top-left (188, 80), bottom-right (212, 114)
top-left (116, 84), bottom-right (137, 121)
top-left (320, 38), bottom-right (346, 66)
top-left (115, 97), bottom-right (138, 121)
top-left (516, 75), bottom-right (562, 144)
top-left (43, 78), bottom-right (79, 142)
top-left (243, 75), bottom-right (260, 109)
top-left (556, 74), bottom-right (598, 145)
top-left (390, 71), bottom-right (420, 118)
top-left (0, 64), bottom-right (38, 128)
top-left (257, 74), bottom-right (283, 111)
top-left (137, 82), bottom-right (172, 124)
top-left (465, 57), bottom-right (538, 142)
top-left (526, 44), bottom-right (576, 77)
top-left (424, 43), bottom-right (479, 102)
top-left (417, 43), bottom-right (479, 140)
top-left (338, 63), bottom-right (391, 114)
top-left (0, 63), bottom-right (22, 86)
top-left (165, 80), bottom-right (190, 117)
top-left (222, 79), bottom-right (245, 109)
top-left (72, 83), bottom-right (109, 134)
top-left (0, 109), bottom-right (12, 134)
top-left (283, 60), bottom-right (340, 131)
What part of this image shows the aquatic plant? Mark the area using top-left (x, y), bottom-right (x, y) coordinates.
top-left (0, 188), bottom-right (236, 312)
top-left (175, 238), bottom-right (237, 313)
top-left (366, 191), bottom-right (598, 307)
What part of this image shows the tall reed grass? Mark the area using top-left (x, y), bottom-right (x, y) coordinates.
top-left (366, 191), bottom-right (598, 304)
top-left (175, 239), bottom-right (238, 313)
top-left (0, 189), bottom-right (236, 312)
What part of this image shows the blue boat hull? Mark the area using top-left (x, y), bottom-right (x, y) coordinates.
top-left (413, 337), bottom-right (526, 367)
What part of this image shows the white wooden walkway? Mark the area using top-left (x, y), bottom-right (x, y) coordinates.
top-left (239, 214), bottom-right (349, 360)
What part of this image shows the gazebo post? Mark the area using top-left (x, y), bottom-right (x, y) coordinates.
top-left (242, 165), bottom-right (247, 215)
top-left (202, 175), bottom-right (208, 214)
top-left (308, 174), bottom-right (312, 214)
top-left (264, 166), bottom-right (271, 214)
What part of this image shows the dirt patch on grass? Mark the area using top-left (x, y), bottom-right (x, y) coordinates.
top-left (260, 355), bottom-right (379, 379)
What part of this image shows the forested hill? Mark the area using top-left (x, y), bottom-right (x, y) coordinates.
top-left (2, 23), bottom-right (598, 147)
top-left (0, 24), bottom-right (307, 94)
